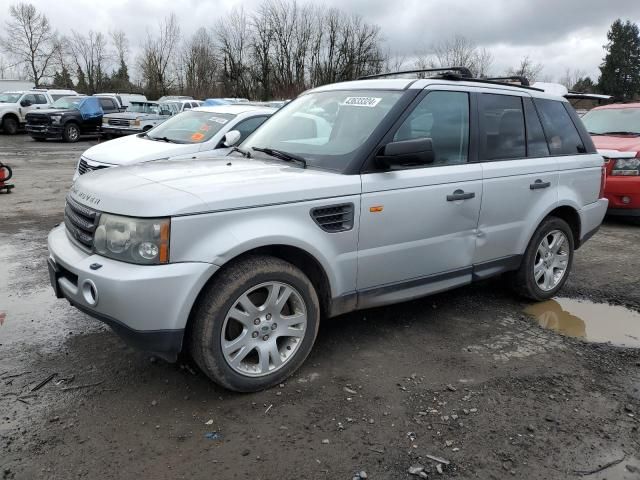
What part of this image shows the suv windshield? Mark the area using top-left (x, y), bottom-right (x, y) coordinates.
top-left (52, 96), bottom-right (83, 109)
top-left (128, 103), bottom-right (159, 114)
top-left (242, 89), bottom-right (404, 171)
top-left (0, 93), bottom-right (22, 103)
top-left (146, 110), bottom-right (235, 143)
top-left (582, 107), bottom-right (640, 135)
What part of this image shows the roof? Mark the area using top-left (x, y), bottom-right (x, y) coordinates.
top-left (593, 102), bottom-right (640, 110)
top-left (194, 104), bottom-right (276, 114)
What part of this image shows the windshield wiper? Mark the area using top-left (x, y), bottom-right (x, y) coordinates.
top-left (600, 131), bottom-right (640, 136)
top-left (230, 146), bottom-right (251, 158)
top-left (148, 135), bottom-right (182, 144)
top-left (252, 147), bottom-right (307, 168)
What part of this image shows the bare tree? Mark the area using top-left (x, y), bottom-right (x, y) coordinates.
top-left (138, 13), bottom-right (181, 98)
top-left (68, 30), bottom-right (110, 93)
top-left (415, 35), bottom-right (493, 77)
top-left (507, 55), bottom-right (544, 82)
top-left (1, 2), bottom-right (58, 86)
top-left (181, 27), bottom-right (218, 99)
top-left (559, 68), bottom-right (586, 90)
top-left (216, 8), bottom-right (252, 97)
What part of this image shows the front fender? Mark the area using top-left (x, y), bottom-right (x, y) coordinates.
top-left (169, 196), bottom-right (360, 297)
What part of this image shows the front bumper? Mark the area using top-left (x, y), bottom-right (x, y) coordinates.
top-left (47, 224), bottom-right (218, 360)
top-left (26, 124), bottom-right (63, 138)
top-left (604, 175), bottom-right (640, 212)
top-left (100, 125), bottom-right (141, 137)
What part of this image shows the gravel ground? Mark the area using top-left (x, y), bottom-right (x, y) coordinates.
top-left (1, 133), bottom-right (639, 480)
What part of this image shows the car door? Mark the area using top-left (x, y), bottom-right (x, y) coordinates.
top-left (473, 91), bottom-right (559, 273)
top-left (358, 88), bottom-right (482, 306)
top-left (19, 93), bottom-right (39, 121)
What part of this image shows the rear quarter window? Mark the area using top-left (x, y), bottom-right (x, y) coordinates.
top-left (533, 98), bottom-right (586, 155)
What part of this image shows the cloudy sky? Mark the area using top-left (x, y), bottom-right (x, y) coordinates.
top-left (3, 0), bottom-right (640, 82)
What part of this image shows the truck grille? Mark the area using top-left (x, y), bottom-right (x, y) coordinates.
top-left (27, 115), bottom-right (50, 126)
top-left (78, 158), bottom-right (111, 176)
top-left (64, 196), bottom-right (99, 250)
top-left (310, 203), bottom-right (354, 233)
top-left (108, 118), bottom-right (131, 127)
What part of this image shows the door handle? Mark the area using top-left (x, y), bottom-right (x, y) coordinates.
top-left (530, 179), bottom-right (551, 190)
top-left (446, 189), bottom-right (475, 201)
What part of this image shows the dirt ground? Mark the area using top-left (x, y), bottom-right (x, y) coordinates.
top-left (1, 133), bottom-right (639, 480)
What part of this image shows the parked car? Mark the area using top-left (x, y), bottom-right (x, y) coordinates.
top-left (25, 95), bottom-right (117, 142)
top-left (74, 104), bottom-right (275, 179)
top-left (157, 95), bottom-right (193, 102)
top-left (101, 101), bottom-right (178, 138)
top-left (0, 90), bottom-right (54, 134)
top-left (582, 102), bottom-right (640, 220)
top-left (95, 92), bottom-right (147, 108)
top-left (165, 99), bottom-right (204, 112)
top-left (48, 68), bottom-right (607, 391)
top-left (45, 89), bottom-right (80, 101)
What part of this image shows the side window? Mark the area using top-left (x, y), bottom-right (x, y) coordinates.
top-left (183, 103), bottom-right (191, 110)
top-left (478, 93), bottom-right (525, 160)
top-left (22, 94), bottom-right (36, 105)
top-left (99, 98), bottom-right (115, 111)
top-left (34, 94), bottom-right (48, 104)
top-left (523, 98), bottom-right (549, 157)
top-left (393, 91), bottom-right (469, 165)
top-left (233, 116), bottom-right (268, 143)
top-left (533, 98), bottom-right (586, 155)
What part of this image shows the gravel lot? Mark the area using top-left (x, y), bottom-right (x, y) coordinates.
top-left (1, 133), bottom-right (640, 480)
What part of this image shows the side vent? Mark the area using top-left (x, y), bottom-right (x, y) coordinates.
top-left (310, 203), bottom-right (355, 233)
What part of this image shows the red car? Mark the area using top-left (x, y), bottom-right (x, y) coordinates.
top-left (581, 102), bottom-right (640, 221)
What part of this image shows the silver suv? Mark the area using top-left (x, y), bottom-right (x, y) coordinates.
top-left (48, 68), bottom-right (608, 392)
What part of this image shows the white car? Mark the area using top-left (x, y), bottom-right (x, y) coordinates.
top-left (74, 104), bottom-right (275, 179)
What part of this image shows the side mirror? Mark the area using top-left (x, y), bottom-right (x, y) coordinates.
top-left (222, 130), bottom-right (241, 147)
top-left (376, 138), bottom-right (434, 168)
top-left (21, 99), bottom-right (32, 107)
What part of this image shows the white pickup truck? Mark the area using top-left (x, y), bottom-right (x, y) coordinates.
top-left (0, 89), bottom-right (78, 134)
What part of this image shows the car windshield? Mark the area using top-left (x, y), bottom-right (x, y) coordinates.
top-left (52, 97), bottom-right (83, 109)
top-left (0, 93), bottom-right (21, 103)
top-left (128, 103), bottom-right (159, 114)
top-left (146, 110), bottom-right (235, 143)
top-left (582, 107), bottom-right (640, 135)
top-left (242, 89), bottom-right (404, 171)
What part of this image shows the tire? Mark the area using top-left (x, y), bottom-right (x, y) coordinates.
top-left (189, 255), bottom-right (320, 392)
top-left (32, 137), bottom-right (46, 142)
top-left (2, 116), bottom-right (18, 135)
top-left (63, 123), bottom-right (80, 143)
top-left (512, 217), bottom-right (574, 301)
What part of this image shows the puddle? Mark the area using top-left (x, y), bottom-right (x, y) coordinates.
top-left (524, 297), bottom-right (640, 348)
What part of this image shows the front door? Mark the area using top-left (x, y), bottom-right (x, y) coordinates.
top-left (357, 89), bottom-right (482, 307)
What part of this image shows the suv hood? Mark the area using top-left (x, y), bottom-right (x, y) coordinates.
top-left (592, 135), bottom-right (640, 153)
top-left (83, 134), bottom-right (199, 165)
top-left (70, 158), bottom-right (361, 217)
top-left (104, 112), bottom-right (152, 120)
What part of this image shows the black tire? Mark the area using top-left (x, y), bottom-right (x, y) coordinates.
top-left (63, 123), bottom-right (80, 143)
top-left (2, 116), bottom-right (18, 134)
top-left (512, 216), bottom-right (574, 301)
top-left (189, 255), bottom-right (320, 392)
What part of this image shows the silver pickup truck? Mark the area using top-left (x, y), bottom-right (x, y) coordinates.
top-left (100, 101), bottom-right (178, 137)
top-left (48, 68), bottom-right (608, 392)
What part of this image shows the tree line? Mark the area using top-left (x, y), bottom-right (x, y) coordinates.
top-left (1, 2), bottom-right (639, 102)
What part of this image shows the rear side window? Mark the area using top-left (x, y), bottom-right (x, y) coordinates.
top-left (533, 99), bottom-right (585, 155)
top-left (233, 116), bottom-right (268, 143)
top-left (393, 90), bottom-right (469, 166)
top-left (478, 94), bottom-right (526, 160)
top-left (523, 98), bottom-right (549, 157)
top-left (34, 94), bottom-right (48, 104)
top-left (99, 98), bottom-right (116, 111)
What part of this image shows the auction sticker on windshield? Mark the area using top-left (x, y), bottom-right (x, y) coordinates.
top-left (209, 116), bottom-right (229, 124)
top-left (341, 97), bottom-right (382, 107)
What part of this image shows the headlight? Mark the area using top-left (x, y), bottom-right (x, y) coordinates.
top-left (612, 158), bottom-right (640, 176)
top-left (50, 115), bottom-right (62, 124)
top-left (102, 117), bottom-right (108, 124)
top-left (93, 213), bottom-right (170, 265)
top-left (133, 118), bottom-right (141, 126)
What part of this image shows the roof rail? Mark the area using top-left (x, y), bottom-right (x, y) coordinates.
top-left (484, 76), bottom-right (530, 86)
top-left (358, 67), bottom-right (473, 80)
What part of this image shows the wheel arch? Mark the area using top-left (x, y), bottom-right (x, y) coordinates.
top-left (520, 202), bottom-right (582, 255)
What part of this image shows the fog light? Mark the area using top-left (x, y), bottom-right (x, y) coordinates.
top-left (81, 279), bottom-right (98, 306)
top-left (622, 196), bottom-right (631, 205)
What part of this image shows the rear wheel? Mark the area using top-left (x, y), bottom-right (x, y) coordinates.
top-left (2, 116), bottom-right (18, 134)
top-left (189, 255), bottom-right (320, 392)
top-left (512, 217), bottom-right (574, 301)
top-left (63, 123), bottom-right (80, 142)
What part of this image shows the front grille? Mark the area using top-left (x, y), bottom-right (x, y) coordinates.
top-left (108, 118), bottom-right (130, 127)
top-left (310, 203), bottom-right (355, 233)
top-left (78, 158), bottom-right (111, 176)
top-left (64, 196), bottom-right (99, 250)
top-left (27, 115), bottom-right (50, 126)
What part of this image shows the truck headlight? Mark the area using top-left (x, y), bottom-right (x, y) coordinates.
top-left (50, 115), bottom-right (62, 124)
top-left (93, 214), bottom-right (170, 265)
top-left (102, 117), bottom-right (108, 124)
top-left (133, 118), bottom-right (141, 126)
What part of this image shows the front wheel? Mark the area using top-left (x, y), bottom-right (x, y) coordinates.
top-left (189, 255), bottom-right (320, 392)
top-left (2, 116), bottom-right (18, 134)
top-left (63, 123), bottom-right (80, 142)
top-left (512, 217), bottom-right (574, 301)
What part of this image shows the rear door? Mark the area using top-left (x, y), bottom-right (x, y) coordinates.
top-left (358, 88), bottom-right (482, 305)
top-left (473, 90), bottom-right (559, 273)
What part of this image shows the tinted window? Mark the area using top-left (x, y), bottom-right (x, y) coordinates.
top-left (99, 98), bottom-right (115, 111)
top-left (393, 91), bottom-right (469, 165)
top-left (233, 116), bottom-right (268, 142)
top-left (22, 94), bottom-right (36, 105)
top-left (523, 98), bottom-right (549, 157)
top-left (534, 98), bottom-right (585, 155)
top-left (34, 94), bottom-right (48, 104)
top-left (479, 94), bottom-right (525, 160)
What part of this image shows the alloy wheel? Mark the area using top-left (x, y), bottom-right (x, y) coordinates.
top-left (533, 229), bottom-right (570, 291)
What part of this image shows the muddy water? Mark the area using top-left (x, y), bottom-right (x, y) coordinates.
top-left (525, 297), bottom-right (640, 348)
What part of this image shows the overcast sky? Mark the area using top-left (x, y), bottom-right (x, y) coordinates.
top-left (3, 0), bottom-right (640, 82)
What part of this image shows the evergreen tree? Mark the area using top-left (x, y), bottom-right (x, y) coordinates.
top-left (76, 67), bottom-right (88, 93)
top-left (572, 77), bottom-right (595, 93)
top-left (598, 19), bottom-right (640, 101)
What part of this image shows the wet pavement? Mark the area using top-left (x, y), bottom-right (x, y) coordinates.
top-left (1, 133), bottom-right (640, 480)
